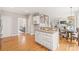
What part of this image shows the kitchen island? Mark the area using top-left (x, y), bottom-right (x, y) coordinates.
top-left (35, 28), bottom-right (59, 51)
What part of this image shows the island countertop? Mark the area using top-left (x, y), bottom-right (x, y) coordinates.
top-left (35, 27), bottom-right (59, 34)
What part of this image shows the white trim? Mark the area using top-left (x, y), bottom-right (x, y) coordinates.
top-left (1, 33), bottom-right (18, 38)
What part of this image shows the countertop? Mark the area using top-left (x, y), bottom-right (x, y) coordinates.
top-left (35, 27), bottom-right (59, 34)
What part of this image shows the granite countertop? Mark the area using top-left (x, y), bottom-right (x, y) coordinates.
top-left (35, 27), bottom-right (58, 34)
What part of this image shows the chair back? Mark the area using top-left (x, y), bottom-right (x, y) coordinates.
top-left (76, 28), bottom-right (79, 45)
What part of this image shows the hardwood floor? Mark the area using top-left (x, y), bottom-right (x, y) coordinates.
top-left (56, 38), bottom-right (79, 51)
top-left (0, 33), bottom-right (79, 51)
top-left (0, 34), bottom-right (48, 51)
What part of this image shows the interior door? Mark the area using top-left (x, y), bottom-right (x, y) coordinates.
top-left (17, 17), bottom-right (27, 46)
top-left (18, 17), bottom-right (26, 34)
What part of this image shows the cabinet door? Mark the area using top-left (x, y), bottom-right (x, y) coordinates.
top-left (35, 31), bottom-right (41, 42)
top-left (52, 32), bottom-right (59, 49)
top-left (33, 16), bottom-right (40, 24)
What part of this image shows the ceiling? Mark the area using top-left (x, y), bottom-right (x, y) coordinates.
top-left (0, 7), bottom-right (50, 15)
top-left (0, 7), bottom-right (79, 17)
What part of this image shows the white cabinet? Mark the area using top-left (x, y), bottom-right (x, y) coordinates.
top-left (35, 31), bottom-right (59, 50)
top-left (33, 16), bottom-right (40, 24)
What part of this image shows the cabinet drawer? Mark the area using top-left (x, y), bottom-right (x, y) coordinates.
top-left (42, 36), bottom-right (53, 42)
top-left (42, 34), bottom-right (52, 37)
top-left (45, 42), bottom-right (52, 49)
top-left (42, 35), bottom-right (52, 38)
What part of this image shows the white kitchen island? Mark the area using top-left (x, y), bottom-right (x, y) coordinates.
top-left (35, 29), bottom-right (59, 51)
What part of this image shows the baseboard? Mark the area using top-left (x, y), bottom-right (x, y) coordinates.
top-left (1, 34), bottom-right (18, 38)
top-left (1, 32), bottom-right (33, 38)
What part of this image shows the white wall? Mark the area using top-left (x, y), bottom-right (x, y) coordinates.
top-left (45, 7), bottom-right (77, 21)
top-left (76, 15), bottom-right (79, 28)
top-left (1, 11), bottom-right (26, 38)
top-left (1, 15), bottom-right (13, 37)
top-left (27, 14), bottom-right (34, 35)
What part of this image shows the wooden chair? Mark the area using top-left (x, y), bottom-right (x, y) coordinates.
top-left (72, 28), bottom-right (79, 45)
top-left (59, 27), bottom-right (67, 40)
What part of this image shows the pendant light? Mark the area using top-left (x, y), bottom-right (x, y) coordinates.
top-left (68, 7), bottom-right (72, 20)
top-left (70, 7), bottom-right (72, 16)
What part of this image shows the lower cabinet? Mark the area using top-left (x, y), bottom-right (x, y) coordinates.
top-left (35, 31), bottom-right (59, 50)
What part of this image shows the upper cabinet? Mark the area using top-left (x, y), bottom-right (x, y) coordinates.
top-left (33, 13), bottom-right (50, 27)
top-left (33, 15), bottom-right (40, 24)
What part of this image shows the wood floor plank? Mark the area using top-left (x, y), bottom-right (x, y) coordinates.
top-left (0, 34), bottom-right (79, 51)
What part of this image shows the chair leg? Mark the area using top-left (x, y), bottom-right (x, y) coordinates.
top-left (0, 38), bottom-right (1, 50)
top-left (78, 39), bottom-right (79, 46)
top-left (76, 38), bottom-right (79, 46)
